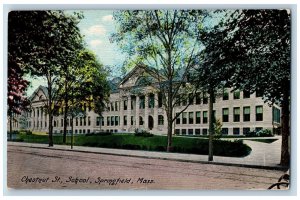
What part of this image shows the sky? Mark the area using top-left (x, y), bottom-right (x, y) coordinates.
top-left (26, 10), bottom-right (126, 96)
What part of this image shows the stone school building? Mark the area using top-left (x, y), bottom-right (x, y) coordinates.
top-left (14, 65), bottom-right (281, 136)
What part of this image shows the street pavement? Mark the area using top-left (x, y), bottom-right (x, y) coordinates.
top-left (8, 136), bottom-right (283, 169)
top-left (7, 143), bottom-right (286, 190)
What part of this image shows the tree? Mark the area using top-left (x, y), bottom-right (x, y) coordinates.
top-left (191, 19), bottom-right (236, 161)
top-left (219, 10), bottom-right (291, 166)
top-left (7, 61), bottom-right (29, 140)
top-left (8, 11), bottom-right (84, 146)
top-left (57, 50), bottom-right (110, 146)
top-left (112, 10), bottom-right (206, 151)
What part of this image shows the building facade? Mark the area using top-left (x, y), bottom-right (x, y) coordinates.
top-left (13, 66), bottom-right (281, 136)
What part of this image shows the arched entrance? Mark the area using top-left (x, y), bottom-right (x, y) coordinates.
top-left (148, 116), bottom-right (154, 130)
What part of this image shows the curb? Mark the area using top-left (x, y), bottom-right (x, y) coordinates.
top-left (8, 142), bottom-right (289, 171)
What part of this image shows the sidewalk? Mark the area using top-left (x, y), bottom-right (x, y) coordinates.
top-left (8, 136), bottom-right (285, 170)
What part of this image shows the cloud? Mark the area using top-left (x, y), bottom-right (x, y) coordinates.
top-left (85, 25), bottom-right (106, 35)
top-left (90, 40), bottom-right (103, 48)
top-left (102, 15), bottom-right (113, 22)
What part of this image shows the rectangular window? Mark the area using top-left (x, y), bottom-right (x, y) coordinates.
top-left (80, 117), bottom-right (83, 126)
top-left (111, 116), bottom-right (114, 126)
top-left (175, 129), bottom-right (180, 135)
top-left (176, 113), bottom-right (180, 124)
top-left (188, 129), bottom-right (193, 135)
top-left (107, 117), bottom-right (110, 126)
top-left (96, 117), bottom-right (100, 126)
top-left (243, 127), bottom-right (250, 135)
top-left (182, 112), bottom-right (187, 124)
top-left (222, 128), bottom-right (228, 135)
top-left (203, 128), bottom-right (208, 135)
top-left (196, 92), bottom-right (201, 104)
top-left (149, 94), bottom-right (155, 108)
top-left (189, 112), bottom-right (194, 124)
top-left (233, 90), bottom-right (240, 99)
top-left (158, 115), bottom-right (164, 125)
top-left (61, 119), bottom-right (63, 127)
top-left (139, 96), bottom-right (145, 109)
top-left (124, 116), bottom-right (127, 126)
top-left (196, 111), bottom-right (201, 124)
top-left (256, 106), bottom-right (263, 121)
top-left (83, 129), bottom-right (86, 134)
top-left (181, 129), bottom-right (187, 135)
top-left (158, 93), bottom-right (163, 108)
top-left (131, 99), bottom-right (134, 110)
top-left (195, 129), bottom-right (201, 135)
top-left (88, 116), bottom-right (91, 126)
top-left (222, 108), bottom-right (229, 122)
top-left (115, 116), bottom-right (119, 126)
top-left (111, 103), bottom-right (114, 111)
top-left (131, 116), bottom-right (134, 125)
top-left (124, 100), bottom-right (128, 110)
top-left (233, 128), bottom-right (240, 135)
top-left (243, 106), bottom-right (251, 122)
top-left (233, 107), bottom-right (240, 122)
top-left (223, 89), bottom-right (229, 100)
top-left (75, 129), bottom-right (78, 134)
top-left (115, 102), bottom-right (118, 111)
top-left (84, 117), bottom-right (86, 126)
top-left (243, 90), bottom-right (250, 98)
top-left (76, 117), bottom-right (78, 126)
top-left (203, 111), bottom-right (208, 123)
top-left (101, 117), bottom-right (104, 126)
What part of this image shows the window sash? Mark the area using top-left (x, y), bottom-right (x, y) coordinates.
top-left (256, 106), bottom-right (263, 114)
top-left (244, 107), bottom-right (250, 114)
top-left (234, 108), bottom-right (240, 114)
top-left (223, 108), bottom-right (229, 115)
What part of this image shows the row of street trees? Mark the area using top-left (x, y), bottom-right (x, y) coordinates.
top-left (8, 11), bottom-right (110, 146)
top-left (112, 9), bottom-right (290, 166)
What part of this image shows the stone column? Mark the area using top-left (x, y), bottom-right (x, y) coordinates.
top-left (144, 94), bottom-right (149, 130)
top-left (127, 95), bottom-right (131, 132)
top-left (153, 93), bottom-right (158, 131)
top-left (135, 95), bottom-right (140, 129)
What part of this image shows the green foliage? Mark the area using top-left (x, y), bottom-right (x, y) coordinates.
top-left (213, 118), bottom-right (223, 140)
top-left (85, 132), bottom-right (112, 136)
top-left (244, 129), bottom-right (274, 137)
top-left (134, 129), bottom-right (153, 137)
top-left (18, 134), bottom-right (251, 157)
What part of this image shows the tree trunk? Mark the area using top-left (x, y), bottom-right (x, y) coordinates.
top-left (167, 115), bottom-right (173, 152)
top-left (63, 105), bottom-right (68, 144)
top-left (63, 80), bottom-right (69, 144)
top-left (48, 96), bottom-right (53, 147)
top-left (208, 88), bottom-right (214, 161)
top-left (71, 115), bottom-right (74, 149)
top-left (280, 88), bottom-right (290, 166)
top-left (48, 113), bottom-right (53, 147)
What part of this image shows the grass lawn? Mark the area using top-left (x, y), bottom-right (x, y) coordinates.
top-left (17, 133), bottom-right (252, 157)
